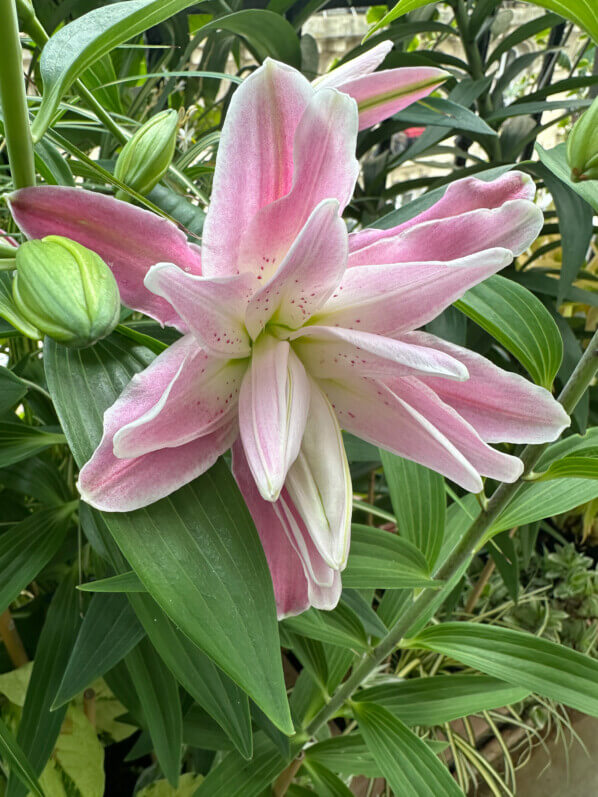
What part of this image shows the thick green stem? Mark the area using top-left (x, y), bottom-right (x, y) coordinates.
top-left (0, 0), bottom-right (36, 188)
top-left (301, 328), bottom-right (598, 739)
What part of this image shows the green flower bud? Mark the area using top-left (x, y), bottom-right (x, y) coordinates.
top-left (114, 110), bottom-right (179, 200)
top-left (567, 96), bottom-right (598, 182)
top-left (13, 235), bottom-right (120, 348)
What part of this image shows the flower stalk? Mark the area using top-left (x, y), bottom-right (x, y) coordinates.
top-left (298, 327), bottom-right (598, 742)
top-left (0, 0), bottom-right (36, 189)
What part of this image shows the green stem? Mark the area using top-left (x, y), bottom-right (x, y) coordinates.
top-left (0, 0), bottom-right (36, 188)
top-left (301, 328), bottom-right (598, 739)
top-left (453, 0), bottom-right (501, 163)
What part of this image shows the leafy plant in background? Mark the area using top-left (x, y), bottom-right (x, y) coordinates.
top-left (0, 0), bottom-right (597, 795)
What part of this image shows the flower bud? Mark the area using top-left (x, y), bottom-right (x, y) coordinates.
top-left (13, 235), bottom-right (120, 347)
top-left (114, 110), bottom-right (179, 199)
top-left (567, 97), bottom-right (598, 182)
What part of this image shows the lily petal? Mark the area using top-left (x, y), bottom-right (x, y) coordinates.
top-left (78, 342), bottom-right (238, 512)
top-left (201, 59), bottom-right (313, 278)
top-left (285, 380), bottom-right (352, 570)
top-left (348, 170), bottom-right (537, 252)
top-left (312, 249), bottom-right (513, 336)
top-left (319, 375), bottom-right (483, 493)
top-left (145, 264), bottom-right (254, 357)
top-left (403, 331), bottom-right (571, 443)
top-left (238, 337), bottom-right (310, 502)
top-left (8, 186), bottom-right (201, 330)
top-left (348, 200), bottom-right (543, 267)
top-left (112, 337), bottom-right (247, 459)
top-left (237, 88), bottom-right (358, 282)
top-left (390, 377), bottom-right (524, 483)
top-left (232, 442), bottom-right (342, 618)
top-left (340, 67), bottom-right (449, 131)
top-left (244, 199), bottom-right (348, 340)
top-left (291, 325), bottom-right (468, 381)
top-left (313, 41), bottom-right (393, 88)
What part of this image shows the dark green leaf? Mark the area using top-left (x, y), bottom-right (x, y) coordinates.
top-left (0, 421), bottom-right (66, 468)
top-left (407, 623), bottom-right (598, 716)
top-left (303, 759), bottom-right (353, 797)
top-left (344, 525), bottom-right (439, 590)
top-left (356, 674), bottom-right (529, 725)
top-left (7, 570), bottom-right (81, 797)
top-left (0, 717), bottom-right (43, 797)
top-left (200, 10), bottom-right (301, 67)
top-left (125, 638), bottom-right (182, 787)
top-left (354, 702), bottom-right (461, 796)
top-left (380, 453), bottom-right (446, 567)
top-left (456, 274), bottom-right (563, 388)
top-left (282, 602), bottom-right (369, 651)
top-left (53, 592), bottom-right (145, 708)
top-left (395, 97), bottom-right (497, 137)
top-left (77, 571), bottom-right (146, 592)
top-left (0, 505), bottom-right (75, 616)
top-left (0, 367), bottom-right (27, 415)
top-left (537, 142), bottom-right (598, 213)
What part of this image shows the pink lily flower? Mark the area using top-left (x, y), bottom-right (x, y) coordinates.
top-left (9, 59), bottom-right (569, 619)
top-left (313, 40), bottom-right (449, 130)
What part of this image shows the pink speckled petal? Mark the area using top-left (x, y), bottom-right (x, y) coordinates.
top-left (144, 263), bottom-right (254, 357)
top-left (402, 331), bottom-right (570, 443)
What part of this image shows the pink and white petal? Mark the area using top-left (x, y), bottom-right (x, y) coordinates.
top-left (348, 170), bottom-right (537, 253)
top-left (285, 380), bottom-right (352, 570)
top-left (319, 375), bottom-right (483, 493)
top-left (232, 442), bottom-right (342, 618)
top-left (341, 67), bottom-right (448, 131)
top-left (8, 186), bottom-right (201, 329)
top-left (348, 200), bottom-right (543, 268)
top-left (292, 325), bottom-right (468, 381)
top-left (78, 415), bottom-right (237, 513)
top-left (313, 41), bottom-right (393, 89)
top-left (312, 249), bottom-right (512, 336)
top-left (402, 331), bottom-right (570, 443)
top-left (238, 337), bottom-right (310, 502)
top-left (201, 60), bottom-right (313, 278)
top-left (145, 263), bottom-right (254, 357)
top-left (390, 377), bottom-right (523, 483)
top-left (244, 200), bottom-right (347, 340)
top-left (113, 349), bottom-right (247, 459)
top-left (237, 89), bottom-right (358, 282)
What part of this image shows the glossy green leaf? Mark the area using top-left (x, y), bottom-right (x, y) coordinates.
top-left (395, 97), bottom-right (497, 137)
top-left (0, 505), bottom-right (75, 616)
top-left (380, 453), bottom-right (446, 568)
top-left (532, 448), bottom-right (598, 481)
top-left (31, 0), bottom-right (204, 140)
top-left (343, 524), bottom-right (439, 590)
top-left (367, 0), bottom-right (598, 44)
top-left (455, 274), bottom-right (563, 388)
top-left (529, 160), bottom-right (594, 305)
top-left (0, 717), bottom-right (43, 797)
top-left (200, 10), bottom-right (301, 67)
top-left (7, 570), bottom-right (81, 797)
top-left (80, 504), bottom-right (254, 759)
top-left (0, 421), bottom-right (66, 468)
top-left (353, 702), bottom-right (462, 797)
top-left (183, 705), bottom-right (235, 751)
top-left (77, 571), bottom-right (146, 592)
top-left (53, 592), bottom-right (145, 708)
top-left (537, 142), bottom-right (598, 213)
top-left (125, 639), bottom-right (182, 787)
top-left (45, 336), bottom-right (292, 734)
top-left (194, 733), bottom-right (288, 797)
top-left (0, 367), bottom-right (27, 414)
top-left (306, 733), bottom-right (380, 778)
top-left (407, 623), bottom-right (598, 716)
top-left (282, 602), bottom-right (369, 651)
top-left (356, 674), bottom-right (529, 726)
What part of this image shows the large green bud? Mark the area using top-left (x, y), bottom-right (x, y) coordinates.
top-left (567, 97), bottom-right (598, 182)
top-left (13, 235), bottom-right (120, 347)
top-left (114, 110), bottom-right (179, 200)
